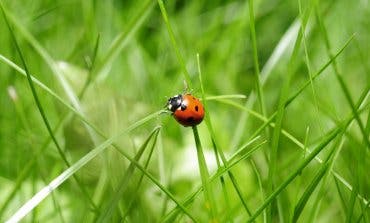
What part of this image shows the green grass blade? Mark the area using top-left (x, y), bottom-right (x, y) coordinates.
top-left (248, 129), bottom-right (339, 222)
top-left (78, 34), bottom-right (100, 98)
top-left (205, 94), bottom-right (247, 100)
top-left (314, 2), bottom-right (370, 149)
top-left (291, 154), bottom-right (331, 222)
top-left (158, 0), bottom-right (192, 89)
top-left (284, 34), bottom-right (355, 107)
top-left (231, 18), bottom-right (301, 149)
top-left (0, 53), bottom-right (200, 221)
top-left (0, 3), bottom-right (81, 111)
top-left (5, 111), bottom-right (160, 223)
top-left (0, 1), bottom-right (70, 169)
top-left (247, 99), bottom-right (365, 222)
top-left (248, 0), bottom-right (267, 119)
top-left (0, 2), bottom-right (98, 213)
top-left (161, 139), bottom-right (266, 222)
top-left (266, 5), bottom-right (311, 221)
top-left (218, 95), bottom-right (369, 209)
top-left (250, 158), bottom-right (267, 223)
top-left (298, 0), bottom-right (324, 133)
top-left (192, 126), bottom-right (217, 220)
top-left (0, 1), bottom-right (105, 151)
top-left (197, 54), bottom-right (252, 216)
top-left (196, 54), bottom-right (231, 218)
top-left (122, 128), bottom-right (160, 221)
top-left (97, 127), bottom-right (160, 222)
top-left (94, 0), bottom-right (156, 81)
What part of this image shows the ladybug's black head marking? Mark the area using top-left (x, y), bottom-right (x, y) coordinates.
top-left (167, 94), bottom-right (183, 112)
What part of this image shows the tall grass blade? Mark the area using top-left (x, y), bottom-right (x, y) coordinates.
top-left (314, 3), bottom-right (370, 149)
top-left (158, 0), bottom-right (192, 89)
top-left (122, 128), bottom-right (160, 221)
top-left (197, 54), bottom-right (252, 216)
top-left (161, 138), bottom-right (266, 222)
top-left (247, 97), bottom-right (366, 222)
top-left (5, 111), bottom-right (160, 223)
top-left (248, 0), bottom-right (267, 120)
top-left (0, 1), bottom-right (98, 214)
top-left (291, 151), bottom-right (332, 222)
top-left (97, 127), bottom-right (160, 222)
top-left (95, 0), bottom-right (155, 81)
top-left (192, 126), bottom-right (217, 220)
top-left (266, 5), bottom-right (312, 221)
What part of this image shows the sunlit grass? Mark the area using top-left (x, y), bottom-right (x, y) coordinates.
top-left (0, 0), bottom-right (369, 222)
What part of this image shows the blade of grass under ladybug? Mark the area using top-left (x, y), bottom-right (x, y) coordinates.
top-left (96, 127), bottom-right (160, 222)
top-left (196, 54), bottom-right (235, 218)
top-left (158, 0), bottom-right (192, 89)
top-left (191, 126), bottom-right (217, 220)
top-left (161, 138), bottom-right (266, 222)
top-left (197, 54), bottom-right (252, 217)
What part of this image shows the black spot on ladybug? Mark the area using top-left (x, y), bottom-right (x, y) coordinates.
top-left (181, 104), bottom-right (187, 111)
top-left (187, 117), bottom-right (194, 122)
top-left (195, 105), bottom-right (199, 112)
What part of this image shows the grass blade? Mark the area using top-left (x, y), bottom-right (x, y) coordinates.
top-left (0, 1), bottom-right (98, 214)
top-left (161, 138), bottom-right (266, 222)
top-left (5, 111), bottom-right (160, 223)
top-left (197, 54), bottom-right (252, 216)
top-left (122, 128), bottom-right (160, 221)
top-left (291, 151), bottom-right (332, 222)
top-left (158, 0), bottom-right (192, 89)
top-left (266, 4), bottom-right (311, 221)
top-left (95, 0), bottom-right (156, 81)
top-left (97, 127), bottom-right (160, 222)
top-left (314, 2), bottom-right (370, 149)
top-left (248, 0), bottom-right (267, 120)
top-left (192, 126), bottom-right (217, 220)
top-left (247, 93), bottom-right (367, 222)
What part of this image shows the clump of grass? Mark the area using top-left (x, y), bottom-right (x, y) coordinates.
top-left (0, 0), bottom-right (369, 222)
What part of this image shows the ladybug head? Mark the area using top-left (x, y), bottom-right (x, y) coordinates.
top-left (167, 94), bottom-right (183, 112)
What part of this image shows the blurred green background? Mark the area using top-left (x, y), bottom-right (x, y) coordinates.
top-left (0, 0), bottom-right (369, 222)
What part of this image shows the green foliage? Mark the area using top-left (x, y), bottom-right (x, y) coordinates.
top-left (0, 0), bottom-right (369, 222)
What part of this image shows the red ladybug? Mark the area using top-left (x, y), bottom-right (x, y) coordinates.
top-left (166, 93), bottom-right (205, 127)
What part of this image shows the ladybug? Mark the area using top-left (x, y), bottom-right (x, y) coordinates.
top-left (166, 93), bottom-right (205, 127)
